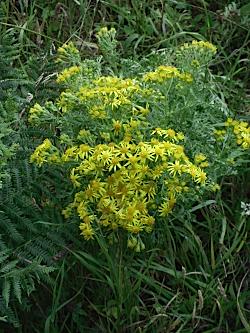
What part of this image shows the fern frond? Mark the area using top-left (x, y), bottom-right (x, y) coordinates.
top-left (12, 276), bottom-right (22, 304)
top-left (2, 278), bottom-right (11, 307)
top-left (0, 296), bottom-right (20, 327)
top-left (0, 213), bottom-right (24, 243)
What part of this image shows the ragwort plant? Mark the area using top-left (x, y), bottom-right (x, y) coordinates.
top-left (29, 28), bottom-right (249, 253)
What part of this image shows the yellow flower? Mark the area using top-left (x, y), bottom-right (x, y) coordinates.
top-left (153, 145), bottom-right (166, 161)
top-left (158, 197), bottom-right (176, 217)
top-left (143, 215), bottom-right (155, 227)
top-left (167, 161), bottom-right (183, 177)
top-left (191, 59), bottom-right (200, 67)
top-left (77, 202), bottom-right (89, 219)
top-left (62, 205), bottom-right (73, 219)
top-left (127, 237), bottom-right (138, 249)
top-left (194, 153), bottom-right (207, 164)
top-left (176, 132), bottom-right (185, 141)
top-left (77, 129), bottom-right (91, 140)
top-left (88, 179), bottom-right (106, 198)
top-left (135, 199), bottom-right (148, 214)
top-left (210, 183), bottom-right (220, 192)
top-left (112, 120), bottom-right (123, 134)
top-left (133, 105), bottom-right (150, 117)
top-left (30, 139), bottom-right (53, 166)
top-left (108, 157), bottom-right (122, 172)
top-left (223, 118), bottom-right (250, 149)
top-left (61, 146), bottom-right (78, 162)
top-left (143, 65), bottom-right (193, 83)
top-left (82, 215), bottom-right (94, 224)
top-left (224, 117), bottom-right (234, 126)
top-left (28, 103), bottom-right (44, 122)
top-left (151, 127), bottom-right (164, 136)
top-left (79, 223), bottom-right (95, 240)
top-left (89, 107), bottom-right (107, 119)
top-left (193, 167), bottom-right (207, 184)
top-left (126, 219), bottom-right (144, 234)
top-left (151, 165), bottom-right (164, 179)
top-left (56, 42), bottom-right (80, 63)
top-left (97, 149), bottom-right (113, 165)
top-left (96, 26), bottom-right (116, 38)
top-left (143, 181), bottom-right (156, 199)
top-left (185, 40), bottom-right (217, 54)
top-left (57, 42), bottom-right (79, 56)
top-left (31, 46), bottom-right (225, 247)
top-left (97, 27), bottom-right (108, 37)
top-left (125, 154), bottom-right (139, 166)
top-left (122, 205), bottom-right (138, 221)
top-left (57, 66), bottom-right (81, 84)
top-left (138, 146), bottom-right (154, 162)
top-left (128, 119), bottom-right (140, 129)
top-left (200, 161), bottom-right (209, 168)
top-left (100, 132), bottom-right (111, 142)
top-left (70, 168), bottom-right (81, 187)
top-left (118, 142), bottom-right (130, 157)
top-left (178, 73), bottom-right (193, 83)
top-left (78, 144), bottom-right (92, 159)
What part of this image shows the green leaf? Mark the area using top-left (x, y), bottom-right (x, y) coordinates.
top-left (2, 278), bottom-right (11, 306)
top-left (13, 275), bottom-right (22, 304)
top-left (240, 3), bottom-right (250, 15)
top-left (189, 200), bottom-right (216, 213)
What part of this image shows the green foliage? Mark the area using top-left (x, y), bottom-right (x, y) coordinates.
top-left (0, 1), bottom-right (249, 332)
top-left (0, 152), bottom-right (85, 327)
top-left (0, 30), bottom-right (28, 185)
top-left (29, 37), bottom-right (249, 245)
top-left (18, 34), bottom-right (248, 332)
top-left (0, 32), bottom-right (74, 328)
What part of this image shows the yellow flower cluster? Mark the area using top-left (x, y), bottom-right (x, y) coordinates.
top-left (181, 40), bottom-right (217, 54)
top-left (28, 103), bottom-right (45, 123)
top-left (224, 118), bottom-right (250, 149)
top-left (209, 183), bottom-right (220, 192)
top-left (29, 41), bottom-right (218, 249)
top-left (30, 139), bottom-right (60, 166)
top-left (76, 76), bottom-right (141, 111)
top-left (50, 134), bottom-right (207, 241)
top-left (143, 65), bottom-right (193, 83)
top-left (214, 129), bottom-right (226, 142)
top-left (57, 42), bottom-right (79, 56)
top-left (94, 76), bottom-right (139, 90)
top-left (215, 118), bottom-right (250, 149)
top-left (97, 27), bottom-right (116, 38)
top-left (194, 153), bottom-right (209, 168)
top-left (57, 42), bottom-right (80, 63)
top-left (56, 92), bottom-right (77, 113)
top-left (151, 127), bottom-right (185, 141)
top-left (56, 66), bottom-right (81, 84)
top-left (96, 27), bottom-right (117, 63)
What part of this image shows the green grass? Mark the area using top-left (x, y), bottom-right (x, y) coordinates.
top-left (0, 1), bottom-right (249, 332)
